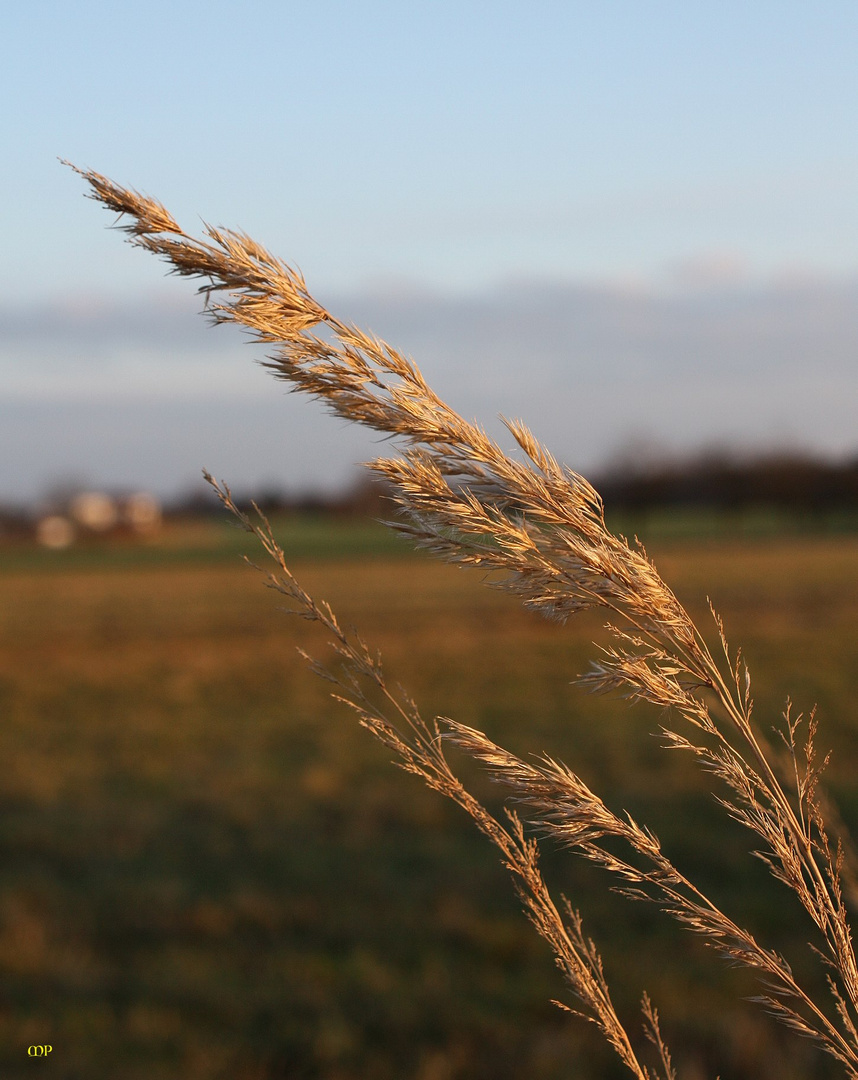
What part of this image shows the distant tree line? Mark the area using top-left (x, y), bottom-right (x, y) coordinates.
top-left (235, 455), bottom-right (855, 518)
top-left (214, 454), bottom-right (858, 518)
top-left (596, 453), bottom-right (858, 514)
top-left (3, 455), bottom-right (858, 540)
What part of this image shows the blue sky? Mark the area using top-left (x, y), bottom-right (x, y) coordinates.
top-left (3, 2), bottom-right (858, 501)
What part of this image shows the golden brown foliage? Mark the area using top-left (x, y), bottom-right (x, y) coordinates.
top-left (71, 163), bottom-right (858, 1079)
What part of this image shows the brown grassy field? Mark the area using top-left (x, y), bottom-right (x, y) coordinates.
top-left (1, 521), bottom-right (857, 1079)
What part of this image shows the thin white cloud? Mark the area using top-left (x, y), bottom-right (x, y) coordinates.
top-left (2, 272), bottom-right (857, 500)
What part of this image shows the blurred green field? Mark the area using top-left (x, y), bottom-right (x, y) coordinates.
top-left (1, 515), bottom-right (858, 1079)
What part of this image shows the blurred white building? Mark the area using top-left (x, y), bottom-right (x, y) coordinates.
top-left (35, 491), bottom-right (162, 548)
top-left (36, 515), bottom-right (76, 549)
top-left (122, 492), bottom-right (161, 533)
top-left (69, 491), bottom-right (118, 532)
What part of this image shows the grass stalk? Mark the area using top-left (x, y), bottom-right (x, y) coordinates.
top-left (70, 162), bottom-right (858, 1078)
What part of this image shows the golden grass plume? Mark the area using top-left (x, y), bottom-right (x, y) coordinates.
top-left (70, 162), bottom-right (858, 1079)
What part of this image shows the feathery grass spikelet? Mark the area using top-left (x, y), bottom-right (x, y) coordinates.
top-left (71, 162), bottom-right (858, 1079)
